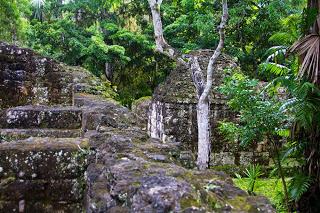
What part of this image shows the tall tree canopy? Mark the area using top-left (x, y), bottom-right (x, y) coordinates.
top-left (0, 0), bottom-right (30, 42)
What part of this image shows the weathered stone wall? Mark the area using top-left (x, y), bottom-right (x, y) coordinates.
top-left (148, 50), bottom-right (269, 166)
top-left (149, 101), bottom-right (233, 153)
top-left (0, 42), bottom-right (73, 108)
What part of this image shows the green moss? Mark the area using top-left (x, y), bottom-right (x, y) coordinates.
top-left (210, 165), bottom-right (245, 176)
top-left (0, 133), bottom-right (25, 142)
top-left (132, 181), bottom-right (141, 188)
top-left (180, 196), bottom-right (201, 209)
top-left (227, 196), bottom-right (253, 211)
top-left (177, 170), bottom-right (194, 180)
top-left (76, 176), bottom-right (87, 197)
top-left (132, 136), bottom-right (148, 144)
top-left (79, 139), bottom-right (90, 149)
top-left (132, 96), bottom-right (152, 107)
top-left (199, 190), bottom-right (219, 210)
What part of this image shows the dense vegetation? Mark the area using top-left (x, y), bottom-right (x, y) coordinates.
top-left (0, 0), bottom-right (305, 106)
top-left (2, 0), bottom-right (320, 212)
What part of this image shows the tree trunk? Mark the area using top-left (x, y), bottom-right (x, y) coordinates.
top-left (105, 62), bottom-right (113, 80)
top-left (147, 0), bottom-right (228, 170)
top-left (308, 0), bottom-right (320, 11)
top-left (196, 98), bottom-right (210, 170)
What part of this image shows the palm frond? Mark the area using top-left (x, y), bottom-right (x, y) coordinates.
top-left (288, 174), bottom-right (312, 201)
top-left (244, 164), bottom-right (262, 194)
top-left (265, 46), bottom-right (288, 62)
top-left (280, 98), bottom-right (298, 112)
top-left (281, 141), bottom-right (306, 160)
top-left (289, 27), bottom-right (320, 84)
top-left (294, 81), bottom-right (320, 99)
top-left (260, 62), bottom-right (291, 76)
top-left (263, 75), bottom-right (295, 92)
top-left (269, 32), bottom-right (296, 45)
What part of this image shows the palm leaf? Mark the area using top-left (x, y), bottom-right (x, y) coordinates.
top-left (288, 174), bottom-right (312, 201)
top-left (260, 62), bottom-right (290, 76)
top-left (289, 16), bottom-right (320, 84)
top-left (264, 46), bottom-right (288, 59)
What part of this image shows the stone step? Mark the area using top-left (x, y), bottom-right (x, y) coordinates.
top-left (0, 128), bottom-right (81, 140)
top-left (0, 179), bottom-right (84, 202)
top-left (0, 201), bottom-right (82, 213)
top-left (0, 106), bottom-right (82, 129)
top-left (0, 137), bottom-right (89, 180)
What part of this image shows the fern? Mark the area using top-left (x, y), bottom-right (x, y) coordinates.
top-left (260, 46), bottom-right (292, 78)
top-left (244, 164), bottom-right (263, 194)
top-left (279, 98), bottom-right (297, 112)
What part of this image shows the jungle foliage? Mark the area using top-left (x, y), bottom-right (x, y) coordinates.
top-left (0, 0), bottom-right (306, 106)
top-left (2, 0), bottom-right (320, 211)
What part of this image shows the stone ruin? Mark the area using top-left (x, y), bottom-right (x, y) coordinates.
top-left (0, 42), bottom-right (73, 108)
top-left (148, 50), bottom-right (270, 167)
top-left (0, 42), bottom-right (86, 211)
top-left (0, 43), bottom-right (275, 212)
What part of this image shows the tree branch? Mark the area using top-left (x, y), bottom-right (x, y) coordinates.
top-left (190, 57), bottom-right (205, 98)
top-left (199, 0), bottom-right (229, 103)
top-left (147, 0), bottom-right (188, 66)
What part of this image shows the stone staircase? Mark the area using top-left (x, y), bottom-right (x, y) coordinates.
top-left (0, 42), bottom-right (91, 212)
top-left (0, 104), bottom-right (88, 212)
top-left (0, 91), bottom-right (138, 212)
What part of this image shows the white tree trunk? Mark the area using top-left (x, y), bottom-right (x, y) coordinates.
top-left (196, 98), bottom-right (210, 170)
top-left (148, 0), bottom-right (228, 170)
top-left (196, 0), bottom-right (228, 170)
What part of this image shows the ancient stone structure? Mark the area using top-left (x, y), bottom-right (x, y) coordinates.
top-left (0, 42), bottom-right (73, 108)
top-left (0, 43), bottom-right (275, 212)
top-left (0, 42), bottom-right (88, 211)
top-left (148, 50), bottom-right (269, 167)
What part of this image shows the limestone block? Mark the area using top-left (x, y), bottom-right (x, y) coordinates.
top-left (0, 137), bottom-right (89, 180)
top-left (0, 106), bottom-right (82, 129)
top-left (211, 152), bottom-right (236, 166)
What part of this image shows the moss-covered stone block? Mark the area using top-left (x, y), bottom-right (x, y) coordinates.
top-left (0, 138), bottom-right (89, 180)
top-left (0, 106), bottom-right (82, 129)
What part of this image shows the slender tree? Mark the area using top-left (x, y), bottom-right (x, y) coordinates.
top-left (147, 0), bottom-right (229, 170)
